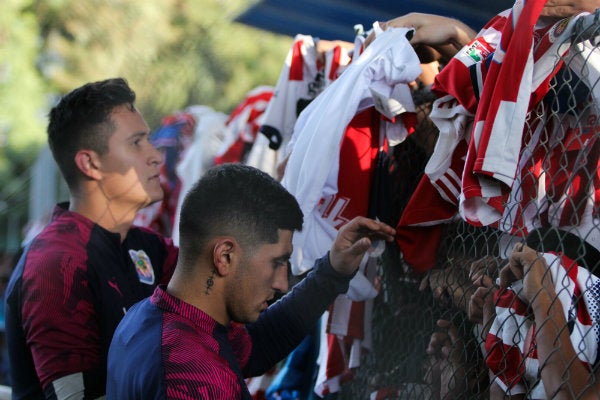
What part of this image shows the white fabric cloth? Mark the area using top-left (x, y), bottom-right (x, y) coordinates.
top-left (282, 27), bottom-right (421, 275)
top-left (172, 106), bottom-right (231, 245)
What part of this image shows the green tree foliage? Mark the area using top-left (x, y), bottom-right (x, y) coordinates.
top-left (0, 0), bottom-right (294, 250)
top-left (0, 0), bottom-right (50, 250)
top-left (33, 0), bottom-right (292, 127)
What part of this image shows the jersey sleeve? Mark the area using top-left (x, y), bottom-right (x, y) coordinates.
top-left (242, 253), bottom-right (351, 376)
top-left (19, 247), bottom-right (105, 397)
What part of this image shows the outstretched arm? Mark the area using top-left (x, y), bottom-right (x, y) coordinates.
top-left (245, 217), bottom-right (395, 376)
top-left (500, 244), bottom-right (600, 399)
top-left (366, 13), bottom-right (477, 62)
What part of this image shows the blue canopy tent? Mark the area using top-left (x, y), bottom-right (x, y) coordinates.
top-left (235, 0), bottom-right (515, 42)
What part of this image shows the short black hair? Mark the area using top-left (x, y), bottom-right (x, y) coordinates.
top-left (47, 78), bottom-right (136, 189)
top-left (178, 163), bottom-right (303, 267)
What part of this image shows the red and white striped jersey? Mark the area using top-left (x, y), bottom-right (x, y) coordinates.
top-left (486, 252), bottom-right (600, 397)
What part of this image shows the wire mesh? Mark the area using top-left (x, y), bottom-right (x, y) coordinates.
top-left (339, 15), bottom-right (600, 399)
top-left (5, 8), bottom-right (600, 399)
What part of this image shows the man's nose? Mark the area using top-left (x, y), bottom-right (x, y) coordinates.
top-left (273, 265), bottom-right (289, 293)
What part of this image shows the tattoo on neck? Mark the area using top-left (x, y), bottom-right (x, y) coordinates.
top-left (205, 269), bottom-right (216, 295)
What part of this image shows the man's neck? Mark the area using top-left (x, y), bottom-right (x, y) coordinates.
top-left (69, 194), bottom-right (138, 242)
top-left (167, 268), bottom-right (229, 326)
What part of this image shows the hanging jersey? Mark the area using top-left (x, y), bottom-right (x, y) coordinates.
top-left (259, 35), bottom-right (352, 152)
top-left (422, 5), bottom-right (600, 234)
top-left (282, 27), bottom-right (421, 275)
top-left (485, 252), bottom-right (600, 396)
top-left (213, 86), bottom-right (273, 165)
top-left (311, 109), bottom-right (383, 396)
top-left (461, 6), bottom-right (600, 226)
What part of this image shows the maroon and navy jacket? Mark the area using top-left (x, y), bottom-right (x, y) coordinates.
top-left (4, 203), bottom-right (179, 399)
top-left (106, 254), bottom-right (352, 400)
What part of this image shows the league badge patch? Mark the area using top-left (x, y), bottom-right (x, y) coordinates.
top-left (460, 38), bottom-right (494, 65)
top-left (129, 249), bottom-right (155, 285)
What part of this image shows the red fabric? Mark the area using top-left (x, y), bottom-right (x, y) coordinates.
top-left (213, 139), bottom-right (246, 165)
top-left (214, 87), bottom-right (273, 165)
top-left (485, 252), bottom-right (598, 394)
top-left (484, 288), bottom-right (529, 390)
top-left (432, 13), bottom-right (504, 113)
top-left (289, 39), bottom-right (305, 81)
top-left (395, 139), bottom-right (468, 273)
top-left (395, 175), bottom-right (456, 273)
top-left (333, 107), bottom-right (384, 223)
top-left (328, 45), bottom-right (342, 81)
top-left (320, 107), bottom-right (386, 393)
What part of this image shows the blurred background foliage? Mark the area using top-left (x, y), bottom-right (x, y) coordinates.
top-left (0, 0), bottom-right (293, 252)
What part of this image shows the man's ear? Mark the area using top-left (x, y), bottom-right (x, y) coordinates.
top-left (212, 237), bottom-right (238, 276)
top-left (74, 150), bottom-right (102, 180)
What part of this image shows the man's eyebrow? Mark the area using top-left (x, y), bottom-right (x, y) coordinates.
top-left (127, 131), bottom-right (149, 140)
top-left (273, 253), bottom-right (292, 262)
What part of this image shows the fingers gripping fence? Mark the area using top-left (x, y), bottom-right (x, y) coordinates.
top-left (340, 12), bottom-right (600, 400)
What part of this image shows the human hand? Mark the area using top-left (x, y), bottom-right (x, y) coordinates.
top-left (468, 286), bottom-right (496, 326)
top-left (329, 216), bottom-right (396, 276)
top-left (469, 255), bottom-right (500, 289)
top-left (467, 256), bottom-right (500, 325)
top-left (420, 269), bottom-right (460, 309)
top-left (419, 262), bottom-right (475, 314)
top-left (365, 13), bottom-right (477, 62)
top-left (427, 319), bottom-right (462, 358)
top-left (425, 319), bottom-right (467, 398)
top-left (383, 13), bottom-right (476, 49)
top-left (498, 244), bottom-right (554, 304)
top-left (541, 0), bottom-right (600, 17)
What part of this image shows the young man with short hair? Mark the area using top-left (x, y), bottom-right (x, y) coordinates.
top-left (107, 163), bottom-right (396, 399)
top-left (5, 78), bottom-right (179, 399)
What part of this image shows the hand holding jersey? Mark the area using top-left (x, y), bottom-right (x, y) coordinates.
top-left (366, 4), bottom-right (599, 63)
top-left (329, 216), bottom-right (396, 276)
top-left (541, 0), bottom-right (600, 17)
top-left (489, 244), bottom-right (600, 397)
top-left (364, 13), bottom-right (477, 63)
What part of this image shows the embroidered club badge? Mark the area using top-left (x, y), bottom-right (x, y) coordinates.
top-left (129, 249), bottom-right (155, 285)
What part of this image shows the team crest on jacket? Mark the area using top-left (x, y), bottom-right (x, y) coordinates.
top-left (129, 249), bottom-right (155, 285)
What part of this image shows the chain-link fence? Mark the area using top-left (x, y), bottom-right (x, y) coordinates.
top-left (7, 5), bottom-right (600, 399)
top-left (337, 12), bottom-right (600, 400)
top-left (136, 13), bottom-right (600, 399)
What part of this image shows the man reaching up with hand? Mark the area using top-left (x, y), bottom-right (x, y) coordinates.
top-left (107, 163), bottom-right (396, 399)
